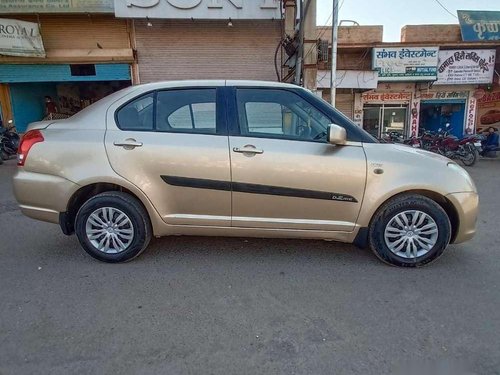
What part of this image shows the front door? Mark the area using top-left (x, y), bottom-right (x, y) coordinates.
top-left (228, 88), bottom-right (367, 232)
top-left (105, 87), bottom-right (231, 227)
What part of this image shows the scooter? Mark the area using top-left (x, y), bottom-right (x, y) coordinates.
top-left (0, 120), bottom-right (21, 161)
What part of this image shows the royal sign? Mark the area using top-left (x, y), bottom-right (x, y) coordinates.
top-left (0, 18), bottom-right (45, 57)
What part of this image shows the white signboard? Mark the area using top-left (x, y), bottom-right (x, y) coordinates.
top-left (372, 47), bottom-right (439, 82)
top-left (0, 18), bottom-right (45, 58)
top-left (115, 0), bottom-right (280, 19)
top-left (435, 49), bottom-right (496, 85)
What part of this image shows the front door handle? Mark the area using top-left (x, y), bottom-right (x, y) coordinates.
top-left (233, 146), bottom-right (264, 154)
top-left (114, 139), bottom-right (143, 149)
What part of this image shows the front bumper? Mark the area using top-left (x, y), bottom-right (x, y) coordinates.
top-left (446, 192), bottom-right (479, 244)
top-left (13, 170), bottom-right (79, 224)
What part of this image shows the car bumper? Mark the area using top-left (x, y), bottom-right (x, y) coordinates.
top-left (446, 192), bottom-right (479, 244)
top-left (13, 169), bottom-right (79, 224)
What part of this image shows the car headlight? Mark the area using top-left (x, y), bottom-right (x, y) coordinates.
top-left (447, 162), bottom-right (476, 192)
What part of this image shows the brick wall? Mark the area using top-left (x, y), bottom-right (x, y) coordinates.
top-left (401, 25), bottom-right (462, 43)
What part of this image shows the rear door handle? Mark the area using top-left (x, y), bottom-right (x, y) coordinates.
top-left (233, 146), bottom-right (264, 154)
top-left (114, 139), bottom-right (143, 148)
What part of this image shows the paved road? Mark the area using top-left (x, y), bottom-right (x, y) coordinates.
top-left (1, 158), bottom-right (499, 375)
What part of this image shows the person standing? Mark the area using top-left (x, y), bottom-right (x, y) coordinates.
top-left (44, 96), bottom-right (58, 118)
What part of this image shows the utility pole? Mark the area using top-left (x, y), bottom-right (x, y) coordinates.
top-left (330, 0), bottom-right (339, 106)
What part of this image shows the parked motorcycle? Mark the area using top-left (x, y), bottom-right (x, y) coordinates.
top-left (422, 125), bottom-right (478, 166)
top-left (0, 120), bottom-right (21, 161)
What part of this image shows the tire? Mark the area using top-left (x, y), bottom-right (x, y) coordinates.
top-left (75, 191), bottom-right (152, 263)
top-left (368, 194), bottom-right (452, 267)
top-left (1, 150), bottom-right (8, 161)
top-left (460, 145), bottom-right (477, 167)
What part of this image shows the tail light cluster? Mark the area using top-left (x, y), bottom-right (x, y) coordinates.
top-left (17, 130), bottom-right (44, 166)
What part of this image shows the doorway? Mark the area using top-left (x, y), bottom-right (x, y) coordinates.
top-left (363, 104), bottom-right (408, 138)
top-left (419, 100), bottom-right (466, 138)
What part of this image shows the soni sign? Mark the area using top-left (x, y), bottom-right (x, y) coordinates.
top-left (115, 0), bottom-right (280, 19)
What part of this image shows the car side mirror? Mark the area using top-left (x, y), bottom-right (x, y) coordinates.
top-left (327, 124), bottom-right (347, 145)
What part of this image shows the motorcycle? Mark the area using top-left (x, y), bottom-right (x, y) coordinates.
top-left (0, 120), bottom-right (21, 161)
top-left (426, 125), bottom-right (478, 166)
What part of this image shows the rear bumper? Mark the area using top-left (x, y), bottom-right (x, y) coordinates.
top-left (13, 169), bottom-right (78, 225)
top-left (446, 192), bottom-right (479, 244)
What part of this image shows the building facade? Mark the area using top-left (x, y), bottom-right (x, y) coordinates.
top-left (319, 23), bottom-right (499, 138)
top-left (0, 0), bottom-right (285, 132)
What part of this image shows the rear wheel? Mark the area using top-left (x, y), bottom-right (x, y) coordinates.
top-left (369, 194), bottom-right (451, 267)
top-left (75, 192), bottom-right (152, 263)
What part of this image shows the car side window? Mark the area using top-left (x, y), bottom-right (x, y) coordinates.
top-left (236, 89), bottom-right (332, 142)
top-left (116, 93), bottom-right (154, 131)
top-left (157, 89), bottom-right (216, 134)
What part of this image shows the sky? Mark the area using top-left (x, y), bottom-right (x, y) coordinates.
top-left (317, 0), bottom-right (500, 42)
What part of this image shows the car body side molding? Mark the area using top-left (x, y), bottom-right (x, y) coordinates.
top-left (161, 175), bottom-right (358, 203)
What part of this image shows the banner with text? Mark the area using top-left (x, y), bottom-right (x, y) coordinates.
top-left (0, 0), bottom-right (113, 13)
top-left (477, 89), bottom-right (500, 132)
top-left (115, 0), bottom-right (280, 19)
top-left (0, 18), bottom-right (45, 58)
top-left (436, 49), bottom-right (496, 85)
top-left (372, 47), bottom-right (439, 82)
top-left (458, 10), bottom-right (500, 41)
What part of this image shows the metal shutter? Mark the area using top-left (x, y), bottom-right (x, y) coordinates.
top-left (336, 92), bottom-right (354, 119)
top-left (134, 20), bottom-right (282, 83)
top-left (0, 15), bottom-right (132, 64)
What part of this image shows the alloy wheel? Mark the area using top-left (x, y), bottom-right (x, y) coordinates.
top-left (85, 207), bottom-right (134, 254)
top-left (383, 210), bottom-right (439, 259)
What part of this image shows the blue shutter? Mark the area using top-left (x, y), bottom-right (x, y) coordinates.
top-left (0, 64), bottom-right (130, 83)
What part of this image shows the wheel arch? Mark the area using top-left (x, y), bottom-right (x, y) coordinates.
top-left (62, 181), bottom-right (161, 236)
top-left (370, 189), bottom-right (460, 244)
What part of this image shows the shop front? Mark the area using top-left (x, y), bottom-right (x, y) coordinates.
top-left (416, 49), bottom-right (496, 137)
top-left (0, 63), bottom-right (131, 132)
top-left (417, 89), bottom-right (472, 138)
top-left (0, 13), bottom-right (134, 132)
top-left (115, 0), bottom-right (282, 83)
top-left (360, 86), bottom-right (413, 138)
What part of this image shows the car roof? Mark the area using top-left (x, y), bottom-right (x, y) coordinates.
top-left (129, 80), bottom-right (302, 91)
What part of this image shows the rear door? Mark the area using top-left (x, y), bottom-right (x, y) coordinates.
top-left (227, 87), bottom-right (367, 232)
top-left (105, 86), bottom-right (231, 227)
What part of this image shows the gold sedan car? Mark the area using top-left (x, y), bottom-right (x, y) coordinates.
top-left (13, 81), bottom-right (478, 267)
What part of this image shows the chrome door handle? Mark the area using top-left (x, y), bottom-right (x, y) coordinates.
top-left (114, 139), bottom-right (143, 148)
top-left (233, 146), bottom-right (264, 154)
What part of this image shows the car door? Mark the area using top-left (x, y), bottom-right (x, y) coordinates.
top-left (105, 86), bottom-right (231, 227)
top-left (227, 87), bottom-right (367, 232)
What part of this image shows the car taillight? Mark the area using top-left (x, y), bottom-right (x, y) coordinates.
top-left (17, 130), bottom-right (44, 166)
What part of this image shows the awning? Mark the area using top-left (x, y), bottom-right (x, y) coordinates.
top-left (317, 70), bottom-right (378, 90)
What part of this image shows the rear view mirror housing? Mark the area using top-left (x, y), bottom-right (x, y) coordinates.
top-left (328, 124), bottom-right (347, 145)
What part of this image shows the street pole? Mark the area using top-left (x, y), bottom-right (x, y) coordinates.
top-left (330, 0), bottom-right (339, 106)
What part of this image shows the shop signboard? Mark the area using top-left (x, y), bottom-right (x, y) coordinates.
top-left (457, 10), bottom-right (500, 41)
top-left (0, 18), bottom-right (45, 58)
top-left (361, 91), bottom-right (412, 103)
top-left (477, 89), bottom-right (500, 132)
top-left (0, 0), bottom-right (114, 13)
top-left (114, 0), bottom-right (280, 19)
top-left (372, 47), bottom-right (439, 82)
top-left (419, 91), bottom-right (470, 100)
top-left (436, 49), bottom-right (496, 85)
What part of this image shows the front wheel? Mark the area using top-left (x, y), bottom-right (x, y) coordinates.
top-left (75, 192), bottom-right (152, 263)
top-left (460, 145), bottom-right (477, 167)
top-left (369, 194), bottom-right (452, 267)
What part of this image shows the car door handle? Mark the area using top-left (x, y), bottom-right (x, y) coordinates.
top-left (113, 139), bottom-right (143, 148)
top-left (233, 146), bottom-right (264, 154)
